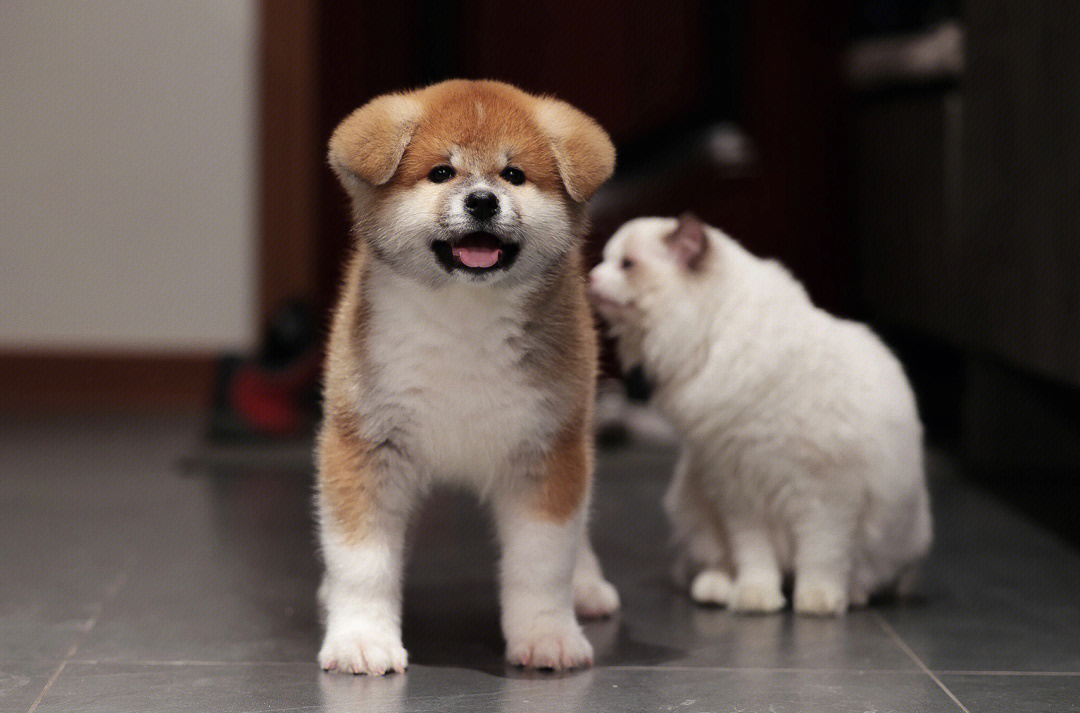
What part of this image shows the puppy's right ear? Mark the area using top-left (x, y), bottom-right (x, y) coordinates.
top-left (328, 93), bottom-right (424, 190)
top-left (533, 97), bottom-right (616, 202)
top-left (665, 213), bottom-right (709, 270)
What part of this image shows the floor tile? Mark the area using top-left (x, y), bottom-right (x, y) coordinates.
top-left (941, 673), bottom-right (1080, 713)
top-left (33, 662), bottom-right (961, 713)
top-left (0, 660), bottom-right (55, 713)
top-left (878, 455), bottom-right (1080, 672)
top-left (321, 666), bottom-right (965, 713)
top-left (75, 468), bottom-right (322, 664)
top-left (3, 415), bottom-right (1079, 712)
top-left (0, 415), bottom-right (190, 667)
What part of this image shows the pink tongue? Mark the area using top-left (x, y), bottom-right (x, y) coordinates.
top-left (453, 245), bottom-right (502, 268)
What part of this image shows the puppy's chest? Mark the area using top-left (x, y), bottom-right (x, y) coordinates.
top-left (364, 288), bottom-right (550, 479)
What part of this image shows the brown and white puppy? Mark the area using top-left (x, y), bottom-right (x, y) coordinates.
top-left (316, 80), bottom-right (619, 675)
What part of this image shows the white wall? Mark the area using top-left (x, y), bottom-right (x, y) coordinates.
top-left (0, 1), bottom-right (257, 352)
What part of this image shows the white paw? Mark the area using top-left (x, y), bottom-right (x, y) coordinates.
top-left (574, 577), bottom-right (621, 619)
top-left (794, 581), bottom-right (848, 616)
top-left (730, 578), bottom-right (786, 614)
top-left (506, 618), bottom-right (594, 670)
top-left (318, 627), bottom-right (408, 676)
top-left (690, 569), bottom-right (733, 606)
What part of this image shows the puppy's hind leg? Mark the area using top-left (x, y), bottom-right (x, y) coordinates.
top-left (572, 533), bottom-right (620, 619)
top-left (316, 421), bottom-right (415, 675)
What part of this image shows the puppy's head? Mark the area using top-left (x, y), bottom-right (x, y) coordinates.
top-left (588, 213), bottom-right (711, 324)
top-left (329, 80), bottom-right (615, 286)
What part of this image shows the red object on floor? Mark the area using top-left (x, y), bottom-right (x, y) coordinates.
top-left (228, 351), bottom-right (321, 437)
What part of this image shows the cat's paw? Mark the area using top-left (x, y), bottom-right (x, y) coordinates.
top-left (318, 627), bottom-right (408, 676)
top-left (574, 577), bottom-right (621, 619)
top-left (689, 569), bottom-right (733, 606)
top-left (794, 580), bottom-right (848, 616)
top-left (506, 617), bottom-right (594, 670)
top-left (730, 578), bottom-right (786, 614)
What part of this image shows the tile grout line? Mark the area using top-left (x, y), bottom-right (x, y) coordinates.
top-left (58, 657), bottom-right (1080, 677)
top-left (61, 660), bottom-right (929, 673)
top-left (602, 665), bottom-right (926, 675)
top-left (936, 670), bottom-right (1080, 677)
top-left (25, 567), bottom-right (131, 713)
top-left (872, 611), bottom-right (971, 713)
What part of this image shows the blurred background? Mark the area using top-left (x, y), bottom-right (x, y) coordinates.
top-left (2, 0), bottom-right (1077, 544)
top-left (4, 4), bottom-right (1080, 711)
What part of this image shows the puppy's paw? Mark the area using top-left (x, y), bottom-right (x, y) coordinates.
top-left (573, 577), bottom-right (621, 619)
top-left (506, 618), bottom-right (594, 671)
top-left (730, 578), bottom-right (786, 614)
top-left (318, 627), bottom-right (408, 676)
top-left (689, 569), bottom-right (733, 606)
top-left (794, 580), bottom-right (848, 616)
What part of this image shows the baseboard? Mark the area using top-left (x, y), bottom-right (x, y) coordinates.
top-left (0, 350), bottom-right (217, 411)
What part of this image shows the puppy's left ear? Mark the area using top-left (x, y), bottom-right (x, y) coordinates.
top-left (534, 98), bottom-right (616, 202)
top-left (666, 213), bottom-right (709, 270)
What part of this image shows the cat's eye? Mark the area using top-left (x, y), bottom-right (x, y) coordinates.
top-left (428, 165), bottom-right (456, 183)
top-left (621, 257), bottom-right (635, 270)
top-left (500, 166), bottom-right (526, 185)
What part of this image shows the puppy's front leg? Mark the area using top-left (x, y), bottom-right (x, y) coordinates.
top-left (316, 421), bottom-right (413, 675)
top-left (496, 426), bottom-right (595, 670)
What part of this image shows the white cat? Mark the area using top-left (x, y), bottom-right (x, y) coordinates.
top-left (588, 214), bottom-right (932, 615)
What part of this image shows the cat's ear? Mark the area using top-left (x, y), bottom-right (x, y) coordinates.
top-left (665, 213), bottom-right (709, 270)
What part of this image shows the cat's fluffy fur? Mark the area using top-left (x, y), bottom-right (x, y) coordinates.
top-left (589, 215), bottom-right (932, 615)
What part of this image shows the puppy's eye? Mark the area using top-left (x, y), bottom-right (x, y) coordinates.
top-left (428, 165), bottom-right (456, 183)
top-left (500, 166), bottom-right (526, 186)
top-left (621, 257), bottom-right (635, 270)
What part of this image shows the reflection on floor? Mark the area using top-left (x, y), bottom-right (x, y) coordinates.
top-left (2, 414), bottom-right (1078, 712)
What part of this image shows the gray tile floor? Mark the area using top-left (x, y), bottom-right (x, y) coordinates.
top-left (1, 414), bottom-right (1078, 712)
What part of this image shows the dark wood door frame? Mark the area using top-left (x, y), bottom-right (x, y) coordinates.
top-left (257, 2), bottom-right (427, 325)
top-left (257, 0), bottom-right (320, 324)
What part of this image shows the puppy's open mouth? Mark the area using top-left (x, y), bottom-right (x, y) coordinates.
top-left (432, 232), bottom-right (520, 274)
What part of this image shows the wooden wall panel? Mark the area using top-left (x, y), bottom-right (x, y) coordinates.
top-left (0, 352), bottom-right (215, 411)
top-left (962, 1), bottom-right (1080, 385)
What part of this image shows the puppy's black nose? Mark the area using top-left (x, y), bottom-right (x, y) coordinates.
top-left (465, 191), bottom-right (499, 222)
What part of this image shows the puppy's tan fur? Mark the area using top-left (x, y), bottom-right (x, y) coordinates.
top-left (315, 80), bottom-right (617, 674)
top-left (317, 245), bottom-right (375, 543)
top-left (329, 80), bottom-right (614, 202)
top-left (318, 242), bottom-right (598, 539)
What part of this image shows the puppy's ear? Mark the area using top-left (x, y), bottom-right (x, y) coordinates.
top-left (328, 93), bottom-right (423, 190)
top-left (534, 98), bottom-right (615, 202)
top-left (665, 213), bottom-right (709, 270)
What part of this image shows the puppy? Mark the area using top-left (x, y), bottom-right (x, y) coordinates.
top-left (316, 80), bottom-right (619, 675)
top-left (589, 215), bottom-right (932, 615)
